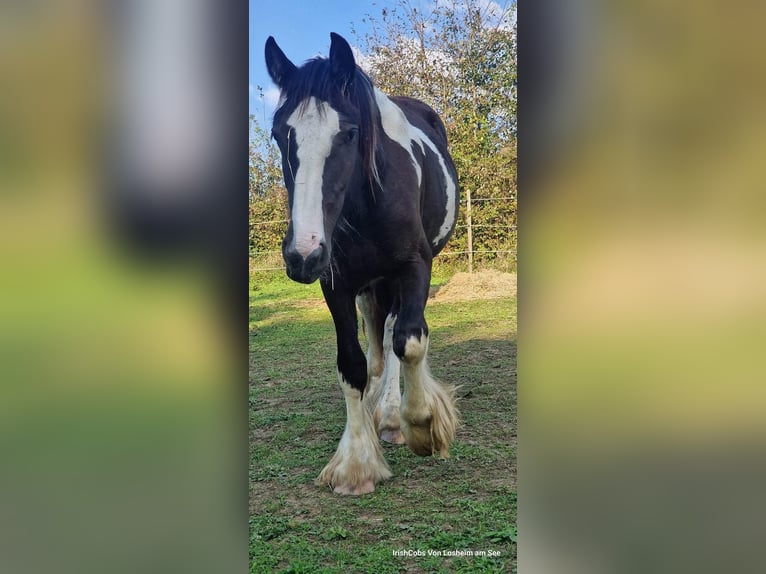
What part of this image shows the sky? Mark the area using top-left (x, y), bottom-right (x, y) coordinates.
top-left (249, 0), bottom-right (515, 126)
top-left (249, 0), bottom-right (399, 125)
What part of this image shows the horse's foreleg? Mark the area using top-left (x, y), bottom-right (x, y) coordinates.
top-left (393, 259), bottom-right (459, 458)
top-left (317, 281), bottom-right (391, 495)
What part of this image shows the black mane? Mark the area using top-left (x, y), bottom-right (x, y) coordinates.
top-left (276, 57), bottom-right (382, 191)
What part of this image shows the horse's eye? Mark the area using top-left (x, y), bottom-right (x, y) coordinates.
top-left (343, 128), bottom-right (358, 144)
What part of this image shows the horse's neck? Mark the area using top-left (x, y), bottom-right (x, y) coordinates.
top-left (344, 179), bottom-right (375, 219)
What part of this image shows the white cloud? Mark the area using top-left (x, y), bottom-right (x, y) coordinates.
top-left (360, 35), bottom-right (455, 81)
top-left (264, 86), bottom-right (281, 108)
top-left (352, 45), bottom-right (373, 73)
top-left (432, 0), bottom-right (516, 31)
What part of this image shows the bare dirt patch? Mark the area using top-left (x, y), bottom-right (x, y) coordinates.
top-left (430, 270), bottom-right (517, 302)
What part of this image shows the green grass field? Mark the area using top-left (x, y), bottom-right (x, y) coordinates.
top-left (249, 271), bottom-right (517, 573)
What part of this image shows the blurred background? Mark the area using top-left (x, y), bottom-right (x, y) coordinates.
top-left (521, 0), bottom-right (766, 573)
top-left (0, 1), bottom-right (247, 573)
top-left (1, 0), bottom-right (765, 572)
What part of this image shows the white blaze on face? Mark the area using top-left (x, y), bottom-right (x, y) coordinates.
top-left (285, 97), bottom-right (341, 258)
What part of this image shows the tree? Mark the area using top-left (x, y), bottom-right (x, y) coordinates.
top-left (249, 115), bottom-right (286, 257)
top-left (356, 0), bottom-right (517, 268)
top-left (250, 0), bottom-right (518, 271)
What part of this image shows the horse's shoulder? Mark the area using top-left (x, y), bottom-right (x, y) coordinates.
top-left (388, 96), bottom-right (448, 144)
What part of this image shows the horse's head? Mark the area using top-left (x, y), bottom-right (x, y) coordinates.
top-left (265, 33), bottom-right (374, 284)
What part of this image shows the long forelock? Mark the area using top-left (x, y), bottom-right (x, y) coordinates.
top-left (276, 58), bottom-right (383, 193)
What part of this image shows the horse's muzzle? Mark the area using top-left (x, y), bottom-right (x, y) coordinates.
top-left (283, 241), bottom-right (328, 284)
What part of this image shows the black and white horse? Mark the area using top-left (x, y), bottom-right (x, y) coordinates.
top-left (265, 33), bottom-right (460, 495)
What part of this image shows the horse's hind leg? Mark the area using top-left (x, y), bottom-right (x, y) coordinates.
top-left (376, 313), bottom-right (406, 444)
top-left (358, 285), bottom-right (406, 444)
top-left (393, 260), bottom-right (459, 457)
top-left (356, 289), bottom-right (385, 391)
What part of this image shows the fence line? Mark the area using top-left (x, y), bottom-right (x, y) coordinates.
top-left (252, 222), bottom-right (515, 231)
top-left (250, 193), bottom-right (515, 274)
top-left (250, 249), bottom-right (515, 273)
top-left (455, 223), bottom-right (516, 229)
top-left (249, 248), bottom-right (516, 258)
top-left (253, 222), bottom-right (516, 230)
top-left (439, 250), bottom-right (516, 256)
top-left (251, 219), bottom-right (288, 226)
top-left (467, 197), bottom-right (514, 202)
top-left (252, 199), bottom-right (513, 228)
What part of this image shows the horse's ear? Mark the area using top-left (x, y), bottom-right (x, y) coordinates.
top-left (265, 36), bottom-right (296, 88)
top-left (330, 32), bottom-right (356, 89)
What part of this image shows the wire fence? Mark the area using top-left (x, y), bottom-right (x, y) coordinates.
top-left (250, 196), bottom-right (515, 274)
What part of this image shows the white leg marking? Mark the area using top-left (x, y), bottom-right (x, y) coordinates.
top-left (317, 374), bottom-right (391, 495)
top-left (374, 89), bottom-right (457, 246)
top-left (400, 332), bottom-right (460, 457)
top-left (286, 97), bottom-right (341, 257)
top-left (364, 314), bottom-right (405, 444)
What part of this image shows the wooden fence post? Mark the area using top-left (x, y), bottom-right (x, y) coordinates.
top-left (466, 187), bottom-right (473, 274)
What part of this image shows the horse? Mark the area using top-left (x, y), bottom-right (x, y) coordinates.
top-left (264, 32), bottom-right (460, 495)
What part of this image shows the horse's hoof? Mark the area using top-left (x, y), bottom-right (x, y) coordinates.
top-left (401, 420), bottom-right (437, 456)
top-left (332, 480), bottom-right (376, 495)
top-left (401, 380), bottom-right (459, 458)
top-left (380, 428), bottom-right (406, 444)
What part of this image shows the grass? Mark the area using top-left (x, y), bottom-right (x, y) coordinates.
top-left (249, 271), bottom-right (517, 573)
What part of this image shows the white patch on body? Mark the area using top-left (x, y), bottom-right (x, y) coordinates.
top-left (286, 97), bottom-right (341, 258)
top-left (317, 374), bottom-right (391, 495)
top-left (374, 90), bottom-right (424, 184)
top-left (374, 89), bottom-right (457, 246)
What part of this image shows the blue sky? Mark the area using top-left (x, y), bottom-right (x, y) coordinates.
top-left (249, 0), bottom-right (398, 124)
top-left (249, 0), bottom-right (515, 125)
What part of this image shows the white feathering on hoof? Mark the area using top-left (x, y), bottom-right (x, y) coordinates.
top-left (400, 333), bottom-right (460, 457)
top-left (317, 375), bottom-right (391, 495)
